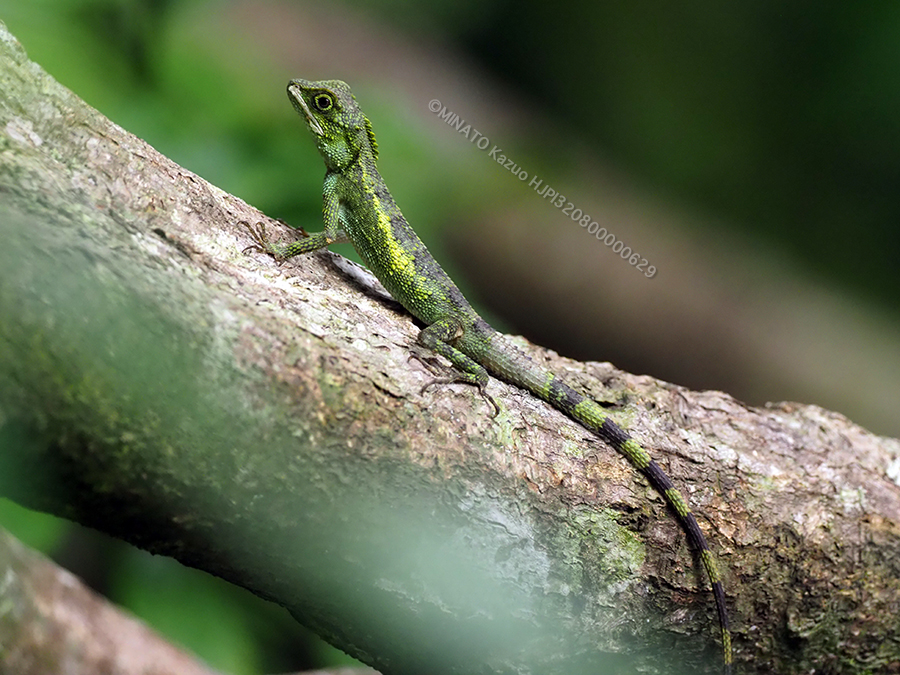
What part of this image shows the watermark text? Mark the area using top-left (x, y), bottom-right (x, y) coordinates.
top-left (429, 99), bottom-right (657, 278)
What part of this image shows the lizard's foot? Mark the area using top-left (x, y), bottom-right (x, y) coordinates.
top-left (241, 221), bottom-right (281, 260)
top-left (422, 377), bottom-right (500, 418)
top-left (242, 220), bottom-right (312, 262)
top-left (412, 356), bottom-right (500, 417)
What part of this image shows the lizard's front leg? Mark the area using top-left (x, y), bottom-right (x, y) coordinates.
top-left (243, 179), bottom-right (348, 261)
top-left (243, 221), bottom-right (348, 261)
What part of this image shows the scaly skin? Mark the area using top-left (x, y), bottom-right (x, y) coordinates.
top-left (244, 78), bottom-right (733, 674)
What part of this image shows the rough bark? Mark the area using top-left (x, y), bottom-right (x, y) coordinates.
top-left (0, 20), bottom-right (898, 675)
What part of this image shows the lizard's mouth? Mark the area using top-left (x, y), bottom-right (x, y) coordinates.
top-left (288, 84), bottom-right (325, 137)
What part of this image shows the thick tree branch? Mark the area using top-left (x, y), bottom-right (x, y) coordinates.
top-left (1, 21), bottom-right (899, 675)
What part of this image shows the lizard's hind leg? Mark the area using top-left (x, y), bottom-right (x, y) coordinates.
top-left (416, 318), bottom-right (499, 416)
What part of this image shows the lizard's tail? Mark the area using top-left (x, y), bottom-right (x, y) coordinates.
top-left (487, 348), bottom-right (733, 673)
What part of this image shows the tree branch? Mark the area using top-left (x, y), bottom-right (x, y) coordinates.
top-left (0, 526), bottom-right (226, 675)
top-left (1, 20), bottom-right (898, 675)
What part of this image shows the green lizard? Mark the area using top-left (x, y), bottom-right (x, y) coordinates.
top-left (244, 78), bottom-right (734, 674)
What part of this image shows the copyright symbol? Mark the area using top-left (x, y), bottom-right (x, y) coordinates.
top-left (428, 99), bottom-right (442, 113)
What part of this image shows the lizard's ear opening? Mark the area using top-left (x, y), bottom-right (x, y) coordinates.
top-left (364, 115), bottom-right (379, 161)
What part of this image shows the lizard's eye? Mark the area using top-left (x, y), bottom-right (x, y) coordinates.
top-left (313, 93), bottom-right (334, 112)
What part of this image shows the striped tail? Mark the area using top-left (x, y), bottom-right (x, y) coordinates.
top-left (492, 352), bottom-right (733, 673)
top-left (588, 406), bottom-right (734, 675)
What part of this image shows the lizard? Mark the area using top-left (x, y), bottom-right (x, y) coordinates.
top-left (243, 78), bottom-right (734, 674)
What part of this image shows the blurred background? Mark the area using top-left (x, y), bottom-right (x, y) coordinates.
top-left (1, 0), bottom-right (898, 672)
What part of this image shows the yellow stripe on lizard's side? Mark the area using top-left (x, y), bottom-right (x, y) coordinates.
top-left (364, 188), bottom-right (432, 305)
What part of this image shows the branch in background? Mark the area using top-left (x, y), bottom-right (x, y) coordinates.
top-left (0, 527), bottom-right (223, 675)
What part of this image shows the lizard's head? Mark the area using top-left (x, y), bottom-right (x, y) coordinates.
top-left (287, 79), bottom-right (378, 171)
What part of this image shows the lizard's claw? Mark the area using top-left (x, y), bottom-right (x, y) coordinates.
top-left (241, 220), bottom-right (286, 262)
top-left (241, 220), bottom-right (269, 254)
top-left (407, 352), bottom-right (447, 377)
top-left (476, 386), bottom-right (500, 418)
top-left (411, 354), bottom-right (501, 418)
top-left (420, 377), bottom-right (499, 418)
